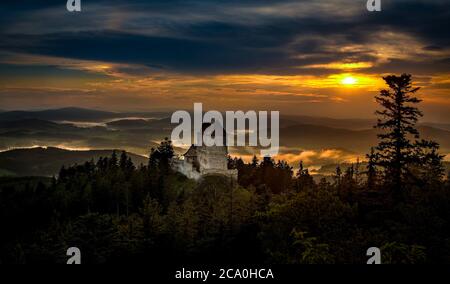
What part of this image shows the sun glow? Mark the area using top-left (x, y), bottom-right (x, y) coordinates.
top-left (341, 76), bottom-right (357, 85)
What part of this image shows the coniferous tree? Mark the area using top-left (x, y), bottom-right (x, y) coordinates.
top-left (157, 137), bottom-right (174, 173)
top-left (119, 151), bottom-right (128, 170)
top-left (296, 161), bottom-right (315, 191)
top-left (366, 148), bottom-right (378, 190)
top-left (354, 158), bottom-right (361, 186)
top-left (374, 74), bottom-right (423, 195)
top-left (251, 155), bottom-right (259, 167)
top-left (148, 148), bottom-right (160, 171)
top-left (109, 151), bottom-right (118, 169)
top-left (334, 165), bottom-right (342, 187)
top-left (413, 140), bottom-right (445, 186)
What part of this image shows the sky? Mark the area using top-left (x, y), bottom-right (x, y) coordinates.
top-left (0, 0), bottom-right (449, 122)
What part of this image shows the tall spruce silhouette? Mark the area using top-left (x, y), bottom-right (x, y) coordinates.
top-left (374, 74), bottom-right (423, 196)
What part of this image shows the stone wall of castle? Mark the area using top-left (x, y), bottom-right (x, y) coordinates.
top-left (172, 145), bottom-right (237, 181)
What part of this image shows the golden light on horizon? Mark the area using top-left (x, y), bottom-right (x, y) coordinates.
top-left (327, 73), bottom-right (384, 90)
top-left (341, 76), bottom-right (357, 85)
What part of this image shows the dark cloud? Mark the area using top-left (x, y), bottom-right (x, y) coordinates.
top-left (0, 31), bottom-right (298, 74)
top-left (0, 0), bottom-right (448, 75)
top-left (365, 0), bottom-right (450, 47)
top-left (364, 59), bottom-right (450, 75)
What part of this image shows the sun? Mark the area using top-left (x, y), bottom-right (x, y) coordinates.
top-left (341, 76), bottom-right (357, 85)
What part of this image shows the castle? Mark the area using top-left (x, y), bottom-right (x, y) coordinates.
top-left (172, 123), bottom-right (238, 181)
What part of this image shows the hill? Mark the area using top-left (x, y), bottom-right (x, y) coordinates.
top-left (280, 115), bottom-right (374, 130)
top-left (106, 117), bottom-right (172, 130)
top-left (0, 119), bottom-right (80, 132)
top-left (0, 107), bottom-right (169, 122)
top-left (0, 147), bottom-right (148, 177)
top-left (280, 124), bottom-right (450, 153)
top-left (280, 124), bottom-right (375, 152)
top-left (0, 107), bottom-right (117, 122)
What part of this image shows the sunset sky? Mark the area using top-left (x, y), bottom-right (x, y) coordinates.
top-left (0, 0), bottom-right (449, 122)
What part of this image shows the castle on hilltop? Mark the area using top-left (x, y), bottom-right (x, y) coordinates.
top-left (172, 123), bottom-right (238, 181)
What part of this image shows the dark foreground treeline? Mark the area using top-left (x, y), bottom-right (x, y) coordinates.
top-left (0, 148), bottom-right (449, 264)
top-left (0, 74), bottom-right (450, 264)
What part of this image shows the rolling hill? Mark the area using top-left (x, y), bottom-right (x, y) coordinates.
top-left (106, 117), bottom-right (173, 130)
top-left (0, 107), bottom-right (169, 122)
top-left (280, 124), bottom-right (450, 153)
top-left (0, 119), bottom-right (80, 131)
top-left (0, 107), bottom-right (117, 122)
top-left (0, 147), bottom-right (148, 177)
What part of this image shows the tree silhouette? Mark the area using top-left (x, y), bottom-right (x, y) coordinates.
top-left (296, 161), bottom-right (315, 192)
top-left (366, 147), bottom-right (378, 190)
top-left (374, 74), bottom-right (423, 196)
top-left (148, 137), bottom-right (174, 174)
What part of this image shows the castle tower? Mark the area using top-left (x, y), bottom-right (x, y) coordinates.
top-left (173, 123), bottom-right (237, 180)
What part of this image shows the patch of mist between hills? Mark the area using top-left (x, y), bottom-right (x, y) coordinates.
top-left (57, 120), bottom-right (107, 128)
top-left (228, 146), bottom-right (364, 173)
top-left (0, 144), bottom-right (92, 153)
top-left (0, 133), bottom-right (163, 155)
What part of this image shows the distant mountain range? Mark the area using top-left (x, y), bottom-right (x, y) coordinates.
top-left (0, 118), bottom-right (80, 132)
top-left (0, 147), bottom-right (148, 177)
top-left (2, 117), bottom-right (449, 153)
top-left (106, 117), bottom-right (173, 130)
top-left (0, 107), bottom-right (448, 173)
top-left (0, 107), bottom-right (168, 122)
top-left (1, 107), bottom-right (447, 130)
top-left (280, 123), bottom-right (450, 153)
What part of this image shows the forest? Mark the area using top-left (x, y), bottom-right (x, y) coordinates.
top-left (0, 74), bottom-right (449, 264)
